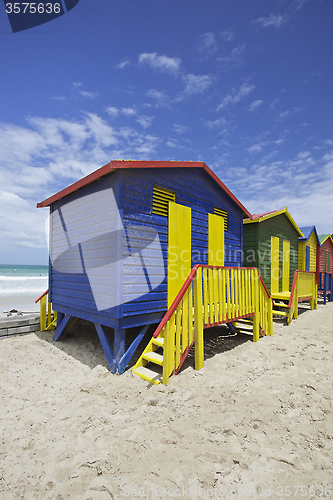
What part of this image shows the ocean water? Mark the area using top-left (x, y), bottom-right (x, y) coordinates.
top-left (0, 265), bottom-right (49, 298)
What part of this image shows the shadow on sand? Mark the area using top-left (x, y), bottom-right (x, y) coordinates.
top-left (35, 320), bottom-right (253, 377)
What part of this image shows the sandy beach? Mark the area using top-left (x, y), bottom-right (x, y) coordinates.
top-left (0, 302), bottom-right (332, 499)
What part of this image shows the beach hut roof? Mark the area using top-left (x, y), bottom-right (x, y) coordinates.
top-left (299, 226), bottom-right (320, 244)
top-left (243, 207), bottom-right (304, 237)
top-left (37, 160), bottom-right (251, 217)
top-left (319, 234), bottom-right (333, 246)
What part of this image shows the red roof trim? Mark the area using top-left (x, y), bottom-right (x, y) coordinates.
top-left (245, 208), bottom-right (281, 220)
top-left (37, 160), bottom-right (252, 217)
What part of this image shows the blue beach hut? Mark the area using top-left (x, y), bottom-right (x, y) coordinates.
top-left (37, 160), bottom-right (251, 374)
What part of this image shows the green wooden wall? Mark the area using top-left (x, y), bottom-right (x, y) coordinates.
top-left (243, 214), bottom-right (299, 293)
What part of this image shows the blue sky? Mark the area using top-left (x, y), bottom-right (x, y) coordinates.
top-left (0, 0), bottom-right (332, 264)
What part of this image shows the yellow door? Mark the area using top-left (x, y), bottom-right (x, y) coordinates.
top-left (282, 240), bottom-right (290, 292)
top-left (271, 236), bottom-right (280, 294)
top-left (208, 213), bottom-right (224, 266)
top-left (168, 202), bottom-right (191, 308)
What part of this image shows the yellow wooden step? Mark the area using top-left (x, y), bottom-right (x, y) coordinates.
top-left (273, 302), bottom-right (289, 308)
top-left (273, 310), bottom-right (288, 317)
top-left (152, 337), bottom-right (164, 348)
top-left (142, 351), bottom-right (164, 366)
top-left (133, 366), bottom-right (161, 385)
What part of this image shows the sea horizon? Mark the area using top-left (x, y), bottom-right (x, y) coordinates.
top-left (0, 264), bottom-right (49, 298)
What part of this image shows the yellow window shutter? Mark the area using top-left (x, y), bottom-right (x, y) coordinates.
top-left (214, 207), bottom-right (228, 231)
top-left (152, 186), bottom-right (176, 216)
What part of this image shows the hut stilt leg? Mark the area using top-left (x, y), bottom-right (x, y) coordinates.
top-left (53, 314), bottom-right (73, 341)
top-left (118, 325), bottom-right (149, 375)
top-left (114, 329), bottom-right (125, 369)
top-left (95, 323), bottom-right (117, 374)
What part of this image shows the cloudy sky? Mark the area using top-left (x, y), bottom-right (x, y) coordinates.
top-left (0, 0), bottom-right (332, 264)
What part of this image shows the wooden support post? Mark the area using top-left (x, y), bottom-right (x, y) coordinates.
top-left (53, 314), bottom-right (73, 341)
top-left (294, 281), bottom-right (298, 320)
top-left (40, 295), bottom-right (47, 332)
top-left (94, 323), bottom-right (117, 374)
top-left (194, 267), bottom-right (204, 370)
top-left (324, 273), bottom-right (327, 305)
top-left (118, 325), bottom-right (149, 374)
top-left (253, 273), bottom-right (259, 342)
top-left (162, 324), bottom-right (170, 385)
top-left (114, 329), bottom-right (125, 366)
top-left (268, 296), bottom-right (273, 337)
top-left (47, 300), bottom-right (52, 329)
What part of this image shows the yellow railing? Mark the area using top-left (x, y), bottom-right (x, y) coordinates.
top-left (287, 270), bottom-right (317, 324)
top-left (151, 265), bottom-right (273, 385)
top-left (35, 289), bottom-right (57, 331)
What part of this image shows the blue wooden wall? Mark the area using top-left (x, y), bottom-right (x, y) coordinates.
top-left (121, 167), bottom-right (243, 323)
top-left (49, 167), bottom-right (244, 329)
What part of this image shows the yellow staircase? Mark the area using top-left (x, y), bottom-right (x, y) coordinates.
top-left (133, 335), bottom-right (166, 385)
top-left (271, 270), bottom-right (317, 325)
top-left (133, 265), bottom-right (273, 385)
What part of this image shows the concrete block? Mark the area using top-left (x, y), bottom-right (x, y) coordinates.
top-left (17, 318), bottom-right (29, 327)
top-left (18, 326), bottom-right (31, 334)
top-left (0, 329), bottom-right (8, 337)
top-left (7, 319), bottom-right (19, 327)
top-left (28, 317), bottom-right (40, 325)
top-left (7, 327), bottom-right (19, 335)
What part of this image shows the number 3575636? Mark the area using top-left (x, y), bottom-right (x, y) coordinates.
top-left (5, 3), bottom-right (61, 14)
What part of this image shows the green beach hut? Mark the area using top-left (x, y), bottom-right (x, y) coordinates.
top-left (243, 207), bottom-right (304, 296)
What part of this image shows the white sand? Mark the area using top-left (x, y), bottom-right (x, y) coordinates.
top-left (0, 303), bottom-right (332, 499)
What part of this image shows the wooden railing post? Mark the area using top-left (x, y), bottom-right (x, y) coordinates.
top-left (40, 294), bottom-right (47, 331)
top-left (194, 267), bottom-right (204, 370)
top-left (294, 275), bottom-right (298, 320)
top-left (162, 324), bottom-right (170, 385)
top-left (253, 272), bottom-right (259, 342)
top-left (267, 294), bottom-right (273, 336)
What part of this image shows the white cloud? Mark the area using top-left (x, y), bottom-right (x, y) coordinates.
top-left (146, 89), bottom-right (169, 107)
top-left (79, 90), bottom-right (99, 99)
top-left (220, 30), bottom-right (235, 42)
top-left (217, 82), bottom-right (255, 111)
top-left (204, 118), bottom-right (227, 129)
top-left (172, 124), bottom-right (190, 135)
top-left (293, 0), bottom-right (309, 11)
top-left (0, 191), bottom-right (48, 251)
top-left (106, 107), bottom-right (119, 118)
top-left (106, 107), bottom-right (137, 118)
top-left (138, 52), bottom-right (181, 76)
top-left (247, 143), bottom-right (266, 154)
top-left (121, 107), bottom-right (136, 116)
top-left (0, 112), bottom-right (164, 259)
top-left (248, 99), bottom-right (263, 111)
top-left (181, 74), bottom-right (213, 96)
top-left (71, 82), bottom-right (99, 100)
top-left (220, 148), bottom-right (333, 233)
top-left (254, 14), bottom-right (288, 29)
top-left (116, 58), bottom-right (130, 69)
top-left (218, 44), bottom-right (246, 66)
top-left (277, 107), bottom-right (301, 120)
top-left (166, 140), bottom-right (178, 148)
top-left (136, 115), bottom-right (154, 129)
top-left (198, 32), bottom-right (218, 56)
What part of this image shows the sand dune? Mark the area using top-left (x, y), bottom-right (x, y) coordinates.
top-left (0, 303), bottom-right (332, 499)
